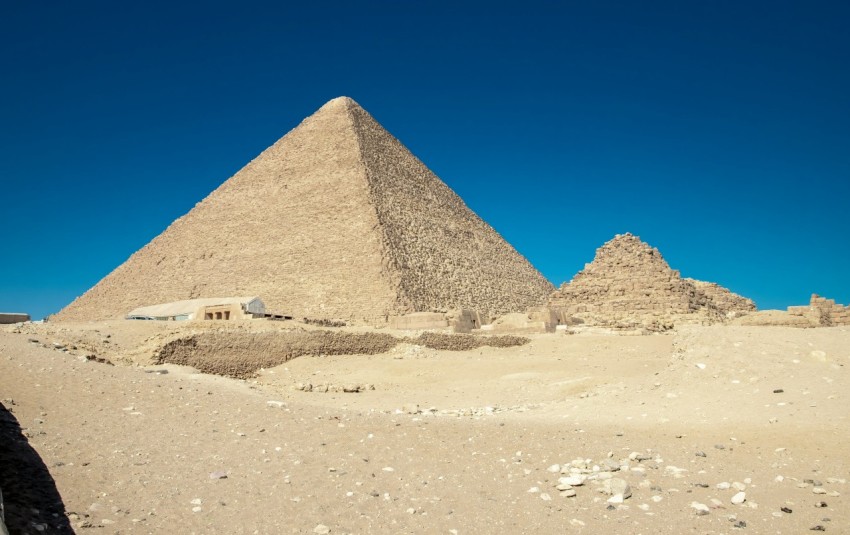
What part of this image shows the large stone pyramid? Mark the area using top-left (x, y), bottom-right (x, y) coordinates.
top-left (55, 97), bottom-right (554, 323)
top-left (549, 233), bottom-right (755, 331)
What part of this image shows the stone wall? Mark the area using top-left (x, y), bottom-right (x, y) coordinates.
top-left (788, 294), bottom-right (850, 326)
top-left (54, 97), bottom-right (553, 324)
top-left (549, 233), bottom-right (755, 331)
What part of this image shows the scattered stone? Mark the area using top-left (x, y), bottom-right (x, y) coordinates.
top-left (560, 489), bottom-right (577, 498)
top-left (731, 492), bottom-right (746, 505)
top-left (733, 520), bottom-right (747, 529)
top-left (810, 526), bottom-right (825, 531)
top-left (781, 507), bottom-right (792, 513)
top-left (209, 471), bottom-right (228, 480)
top-left (732, 482), bottom-right (747, 491)
top-left (695, 451), bottom-right (707, 457)
top-left (547, 464), bottom-right (561, 473)
top-left (813, 487), bottom-right (827, 495)
top-left (773, 389), bottom-right (784, 393)
top-left (717, 482), bottom-right (731, 490)
top-left (815, 501), bottom-right (828, 508)
top-left (313, 525), bottom-right (331, 534)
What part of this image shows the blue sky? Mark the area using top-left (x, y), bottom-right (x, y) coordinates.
top-left (1, 0), bottom-right (848, 320)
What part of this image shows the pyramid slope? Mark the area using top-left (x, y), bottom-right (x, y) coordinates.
top-left (348, 103), bottom-right (554, 315)
top-left (549, 233), bottom-right (754, 330)
top-left (55, 97), bottom-right (553, 323)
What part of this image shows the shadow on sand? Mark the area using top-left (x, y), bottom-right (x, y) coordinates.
top-left (0, 401), bottom-right (72, 534)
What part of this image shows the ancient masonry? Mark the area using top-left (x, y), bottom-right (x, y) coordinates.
top-left (549, 233), bottom-right (755, 331)
top-left (54, 97), bottom-right (554, 324)
top-left (788, 294), bottom-right (850, 326)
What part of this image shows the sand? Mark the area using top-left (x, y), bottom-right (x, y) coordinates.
top-left (1, 321), bottom-right (848, 534)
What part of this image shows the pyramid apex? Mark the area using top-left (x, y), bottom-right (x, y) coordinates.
top-left (319, 96), bottom-right (361, 111)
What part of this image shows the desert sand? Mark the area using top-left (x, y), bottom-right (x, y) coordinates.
top-left (1, 321), bottom-right (848, 534)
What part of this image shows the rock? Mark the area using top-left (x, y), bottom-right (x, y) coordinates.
top-left (691, 502), bottom-right (711, 515)
top-left (540, 493), bottom-right (552, 501)
top-left (813, 487), bottom-right (827, 495)
top-left (266, 400), bottom-right (286, 408)
top-left (731, 492), bottom-right (746, 505)
top-left (547, 464), bottom-right (561, 473)
top-left (717, 482), bottom-right (731, 490)
top-left (781, 507), bottom-right (792, 513)
top-left (560, 489), bottom-right (577, 497)
top-left (773, 389), bottom-right (784, 393)
top-left (559, 475), bottom-right (586, 487)
top-left (602, 458), bottom-right (620, 471)
top-left (732, 482), bottom-right (746, 491)
top-left (810, 526), bottom-right (825, 531)
top-left (600, 478), bottom-right (631, 499)
top-left (815, 501), bottom-right (828, 508)
top-left (313, 525), bottom-right (331, 534)
top-left (607, 494), bottom-right (625, 504)
top-left (695, 451), bottom-right (707, 457)
top-left (209, 471), bottom-right (227, 480)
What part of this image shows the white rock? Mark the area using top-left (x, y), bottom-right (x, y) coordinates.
top-left (690, 502), bottom-right (711, 515)
top-left (716, 482), bottom-right (731, 490)
top-left (732, 482), bottom-right (746, 491)
top-left (540, 493), bottom-right (552, 501)
top-left (600, 478), bottom-right (632, 499)
top-left (731, 492), bottom-right (746, 505)
top-left (813, 487), bottom-right (827, 494)
top-left (313, 525), bottom-right (330, 535)
top-left (607, 494), bottom-right (625, 504)
top-left (559, 475), bottom-right (586, 487)
top-left (651, 495), bottom-right (663, 503)
top-left (547, 464), bottom-right (561, 473)
top-left (528, 486), bottom-right (540, 493)
top-left (560, 489), bottom-right (577, 497)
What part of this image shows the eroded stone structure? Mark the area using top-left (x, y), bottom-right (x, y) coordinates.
top-left (788, 294), bottom-right (850, 326)
top-left (55, 97), bottom-right (553, 324)
top-left (549, 233), bottom-right (755, 331)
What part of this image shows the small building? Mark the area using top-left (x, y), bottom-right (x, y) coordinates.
top-left (126, 297), bottom-right (265, 321)
top-left (0, 312), bottom-right (30, 324)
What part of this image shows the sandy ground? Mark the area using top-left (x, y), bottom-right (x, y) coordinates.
top-left (1, 322), bottom-right (848, 534)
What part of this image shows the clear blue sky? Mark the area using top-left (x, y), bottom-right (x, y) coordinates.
top-left (2, 1), bottom-right (848, 320)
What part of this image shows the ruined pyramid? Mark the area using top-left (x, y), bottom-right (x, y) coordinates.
top-left (55, 97), bottom-right (554, 323)
top-left (549, 233), bottom-right (755, 331)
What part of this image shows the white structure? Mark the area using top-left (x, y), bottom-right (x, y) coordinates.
top-left (126, 297), bottom-right (265, 321)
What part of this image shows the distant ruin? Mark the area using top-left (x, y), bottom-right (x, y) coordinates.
top-left (54, 97), bottom-right (553, 325)
top-left (735, 294), bottom-right (850, 327)
top-left (549, 233), bottom-right (755, 332)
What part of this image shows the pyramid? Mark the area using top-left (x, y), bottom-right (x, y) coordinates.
top-left (549, 233), bottom-right (755, 330)
top-left (55, 97), bottom-right (554, 323)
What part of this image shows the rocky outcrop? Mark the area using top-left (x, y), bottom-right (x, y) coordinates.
top-left (55, 97), bottom-right (553, 324)
top-left (549, 233), bottom-right (755, 331)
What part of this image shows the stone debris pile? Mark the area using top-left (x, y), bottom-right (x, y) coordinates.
top-left (549, 233), bottom-right (755, 331)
